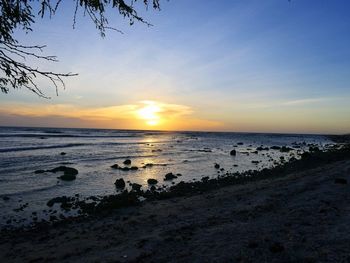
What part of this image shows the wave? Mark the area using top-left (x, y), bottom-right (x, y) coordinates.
top-left (0, 133), bottom-right (143, 138)
top-left (0, 143), bottom-right (87, 153)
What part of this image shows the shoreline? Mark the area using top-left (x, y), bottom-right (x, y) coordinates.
top-left (0, 143), bottom-right (350, 262)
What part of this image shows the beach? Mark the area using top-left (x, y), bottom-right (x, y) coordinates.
top-left (1, 145), bottom-right (350, 262)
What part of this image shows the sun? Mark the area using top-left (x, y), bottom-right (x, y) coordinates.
top-left (137, 102), bottom-right (161, 126)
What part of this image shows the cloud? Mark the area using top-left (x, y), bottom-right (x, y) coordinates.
top-left (0, 101), bottom-right (223, 131)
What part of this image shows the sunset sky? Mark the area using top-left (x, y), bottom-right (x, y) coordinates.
top-left (0, 0), bottom-right (349, 134)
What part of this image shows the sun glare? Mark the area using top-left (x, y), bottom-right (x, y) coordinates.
top-left (137, 102), bottom-right (161, 126)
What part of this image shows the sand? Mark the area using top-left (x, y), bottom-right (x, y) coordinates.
top-left (1, 158), bottom-right (350, 263)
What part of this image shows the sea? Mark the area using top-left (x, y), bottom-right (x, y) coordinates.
top-left (0, 126), bottom-right (335, 228)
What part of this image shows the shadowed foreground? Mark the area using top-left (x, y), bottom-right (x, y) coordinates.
top-left (1, 159), bottom-right (350, 262)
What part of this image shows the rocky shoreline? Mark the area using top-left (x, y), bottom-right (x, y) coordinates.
top-left (0, 143), bottom-right (349, 262)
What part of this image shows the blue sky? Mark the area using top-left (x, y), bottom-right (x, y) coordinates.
top-left (0, 0), bottom-right (349, 133)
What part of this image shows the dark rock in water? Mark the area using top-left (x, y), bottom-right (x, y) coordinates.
top-left (150, 185), bottom-right (156, 191)
top-left (257, 147), bottom-right (269, 151)
top-left (2, 196), bottom-right (10, 201)
top-left (334, 178), bottom-right (347, 184)
top-left (214, 163), bottom-right (220, 169)
top-left (59, 173), bottom-right (77, 181)
top-left (60, 152), bottom-right (66, 155)
top-left (164, 173), bottom-right (177, 181)
top-left (176, 173), bottom-right (182, 177)
top-left (233, 164), bottom-right (238, 167)
top-left (142, 163), bottom-right (154, 168)
top-left (50, 166), bottom-right (78, 176)
top-left (111, 164), bottom-right (120, 169)
top-left (280, 146), bottom-right (293, 153)
top-left (131, 183), bottom-right (142, 192)
top-left (34, 169), bottom-right (46, 174)
top-left (252, 151), bottom-right (258, 154)
top-left (230, 150), bottom-right (236, 156)
top-left (49, 166), bottom-right (78, 181)
top-left (147, 179), bottom-right (158, 185)
top-left (123, 159), bottom-right (131, 165)
top-left (130, 166), bottom-right (138, 170)
top-left (269, 242), bottom-right (284, 253)
top-left (47, 196), bottom-right (73, 207)
top-left (252, 161), bottom-right (259, 164)
top-left (309, 146), bottom-right (320, 152)
top-left (121, 167), bottom-right (130, 171)
top-left (270, 146), bottom-right (281, 150)
top-left (237, 142), bottom-right (244, 145)
top-left (115, 178), bottom-right (126, 189)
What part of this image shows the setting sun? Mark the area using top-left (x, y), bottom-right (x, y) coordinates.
top-left (136, 102), bottom-right (161, 126)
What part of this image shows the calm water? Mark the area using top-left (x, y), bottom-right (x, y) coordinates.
top-left (0, 126), bottom-right (334, 227)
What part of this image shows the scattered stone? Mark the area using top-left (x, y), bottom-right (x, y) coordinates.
top-left (164, 173), bottom-right (177, 181)
top-left (147, 179), bottom-right (158, 185)
top-left (230, 150), bottom-right (236, 156)
top-left (130, 166), bottom-right (139, 170)
top-left (270, 146), bottom-right (281, 150)
top-left (123, 159), bottom-right (131, 165)
top-left (214, 163), bottom-right (220, 169)
top-left (115, 178), bottom-right (126, 189)
top-left (248, 241), bottom-right (258, 249)
top-left (334, 178), bottom-right (347, 184)
top-left (2, 196), bottom-right (10, 201)
top-left (142, 163), bottom-right (154, 168)
top-left (49, 166), bottom-right (78, 181)
top-left (257, 146), bottom-right (269, 151)
top-left (280, 146), bottom-right (293, 153)
top-left (237, 142), bottom-right (244, 145)
top-left (131, 183), bottom-right (142, 192)
top-left (269, 242), bottom-right (285, 253)
top-left (252, 161), bottom-right (259, 164)
top-left (60, 152), bottom-right (66, 155)
top-left (111, 164), bottom-right (120, 169)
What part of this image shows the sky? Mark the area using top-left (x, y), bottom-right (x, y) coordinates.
top-left (0, 0), bottom-right (350, 134)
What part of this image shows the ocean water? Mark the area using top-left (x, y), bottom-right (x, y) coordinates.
top-left (0, 126), bottom-right (334, 228)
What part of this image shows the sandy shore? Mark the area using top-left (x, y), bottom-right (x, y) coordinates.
top-left (1, 157), bottom-right (350, 262)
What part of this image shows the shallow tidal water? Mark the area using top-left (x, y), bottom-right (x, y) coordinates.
top-left (0, 126), bottom-right (334, 228)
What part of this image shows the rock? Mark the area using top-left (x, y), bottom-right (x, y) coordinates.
top-left (34, 169), bottom-right (46, 174)
top-left (142, 163), bottom-right (154, 168)
top-left (237, 142), bottom-right (244, 145)
top-left (59, 174), bottom-right (76, 181)
top-left (270, 146), bottom-right (281, 150)
top-left (147, 179), bottom-right (158, 185)
top-left (176, 173), bottom-right (182, 177)
top-left (121, 167), bottom-right (130, 171)
top-left (60, 152), bottom-right (66, 155)
top-left (280, 146), bottom-right (293, 153)
top-left (257, 147), bottom-right (269, 151)
top-left (214, 163), bottom-right (220, 169)
top-left (164, 173), bottom-right (177, 181)
top-left (50, 166), bottom-right (78, 176)
top-left (2, 196), bottom-right (10, 201)
top-left (269, 242), bottom-right (284, 253)
top-left (248, 241), bottom-right (258, 249)
top-left (49, 166), bottom-right (78, 181)
top-left (130, 166), bottom-right (138, 170)
top-left (334, 178), bottom-right (347, 184)
top-left (252, 161), bottom-right (259, 164)
top-left (123, 159), bottom-right (131, 165)
top-left (115, 178), bottom-right (126, 189)
top-left (111, 164), bottom-right (120, 169)
top-left (230, 150), bottom-right (236, 156)
top-left (131, 183), bottom-right (142, 192)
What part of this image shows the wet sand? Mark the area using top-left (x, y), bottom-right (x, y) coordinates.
top-left (1, 156), bottom-right (350, 262)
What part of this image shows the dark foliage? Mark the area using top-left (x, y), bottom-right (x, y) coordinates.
top-left (0, 0), bottom-right (160, 97)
